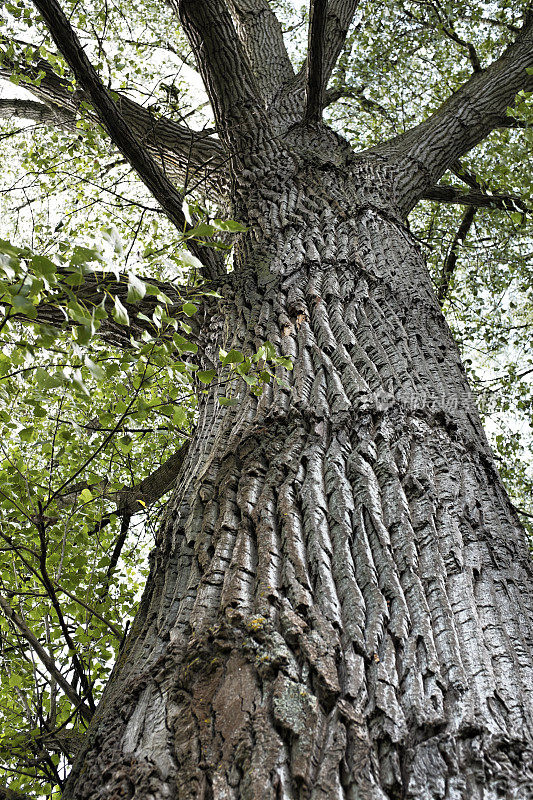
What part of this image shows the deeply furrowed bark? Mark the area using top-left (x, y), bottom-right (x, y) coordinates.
top-left (64, 129), bottom-right (533, 800)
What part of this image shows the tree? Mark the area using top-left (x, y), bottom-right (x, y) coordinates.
top-left (0, 0), bottom-right (533, 797)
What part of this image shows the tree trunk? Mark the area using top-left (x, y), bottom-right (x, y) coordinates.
top-left (64, 139), bottom-right (533, 799)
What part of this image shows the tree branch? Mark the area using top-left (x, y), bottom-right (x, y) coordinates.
top-left (437, 206), bottom-right (476, 305)
top-left (423, 184), bottom-right (531, 213)
top-left (171, 0), bottom-right (272, 160)
top-left (29, 1), bottom-right (223, 277)
top-left (273, 0), bottom-right (360, 129)
top-left (17, 268), bottom-right (205, 349)
top-left (401, 1), bottom-right (482, 73)
top-left (118, 443), bottom-right (190, 514)
top-left (0, 595), bottom-right (92, 723)
top-left (322, 0), bottom-right (360, 89)
top-left (34, 503), bottom-right (96, 713)
top-left (324, 84), bottom-right (393, 118)
top-left (0, 48), bottom-right (227, 197)
top-left (305, 0), bottom-right (328, 123)
top-left (323, 85), bottom-right (527, 129)
top-left (0, 97), bottom-right (73, 127)
top-left (491, 116), bottom-right (527, 129)
top-left (225, 0), bottom-right (294, 103)
top-left (99, 443), bottom-right (190, 602)
top-left (440, 25), bottom-right (481, 73)
top-left (449, 159), bottom-right (482, 190)
top-left (57, 445), bottom-right (190, 517)
top-left (373, 10), bottom-right (533, 213)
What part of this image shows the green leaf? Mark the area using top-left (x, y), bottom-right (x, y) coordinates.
top-left (222, 349), bottom-right (245, 366)
top-left (79, 488), bottom-right (93, 504)
top-left (126, 273), bottom-right (146, 303)
top-left (67, 300), bottom-right (92, 326)
top-left (113, 296), bottom-right (130, 326)
top-left (218, 396), bottom-right (238, 407)
top-left (263, 341), bottom-right (277, 360)
top-left (182, 302), bottom-right (198, 317)
top-left (185, 222), bottom-right (216, 238)
top-left (19, 427), bottom-right (35, 442)
top-left (31, 254), bottom-right (57, 277)
top-left (197, 370), bottom-right (216, 384)
top-left (71, 369), bottom-right (91, 397)
top-left (84, 356), bottom-right (105, 381)
top-left (75, 323), bottom-right (95, 345)
top-left (177, 249), bottom-right (204, 271)
top-left (10, 294), bottom-right (37, 318)
top-left (173, 333), bottom-right (198, 353)
top-left (276, 356), bottom-right (293, 370)
top-left (70, 245), bottom-right (103, 266)
top-left (236, 359), bottom-right (252, 375)
top-left (117, 435), bottom-right (133, 453)
top-left (34, 367), bottom-right (61, 389)
top-left (212, 218), bottom-right (247, 232)
top-left (173, 405), bottom-right (188, 427)
top-left (0, 238), bottom-right (23, 259)
top-left (182, 200), bottom-right (193, 225)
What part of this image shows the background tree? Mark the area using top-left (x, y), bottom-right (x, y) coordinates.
top-left (0, 0), bottom-right (532, 798)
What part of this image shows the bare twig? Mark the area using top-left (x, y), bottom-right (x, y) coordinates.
top-left (0, 595), bottom-right (92, 723)
top-left (437, 206), bottom-right (476, 304)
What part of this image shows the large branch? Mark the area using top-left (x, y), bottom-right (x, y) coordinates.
top-left (0, 50), bottom-right (227, 197)
top-left (274, 0), bottom-right (360, 129)
top-left (20, 268), bottom-right (205, 349)
top-left (373, 10), bottom-right (533, 214)
top-left (225, 0), bottom-right (294, 104)
top-left (57, 446), bottom-right (190, 516)
top-left (171, 0), bottom-right (275, 162)
top-left (0, 97), bottom-right (72, 126)
top-left (305, 0), bottom-right (328, 122)
top-left (29, 1), bottom-right (223, 278)
top-left (0, 595), bottom-right (92, 723)
top-left (322, 0), bottom-right (360, 89)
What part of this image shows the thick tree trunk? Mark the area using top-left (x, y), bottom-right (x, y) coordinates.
top-left (64, 142), bottom-right (533, 799)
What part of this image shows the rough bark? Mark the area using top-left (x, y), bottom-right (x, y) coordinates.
top-left (225, 0), bottom-right (294, 103)
top-left (63, 128), bottom-right (533, 799)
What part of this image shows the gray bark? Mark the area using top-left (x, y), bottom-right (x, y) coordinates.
top-left (225, 0), bottom-right (294, 103)
top-left (63, 127), bottom-right (533, 799)
top-left (23, 2), bottom-right (533, 797)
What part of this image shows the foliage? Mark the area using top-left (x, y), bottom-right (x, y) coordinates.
top-left (0, 225), bottom-right (288, 797)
